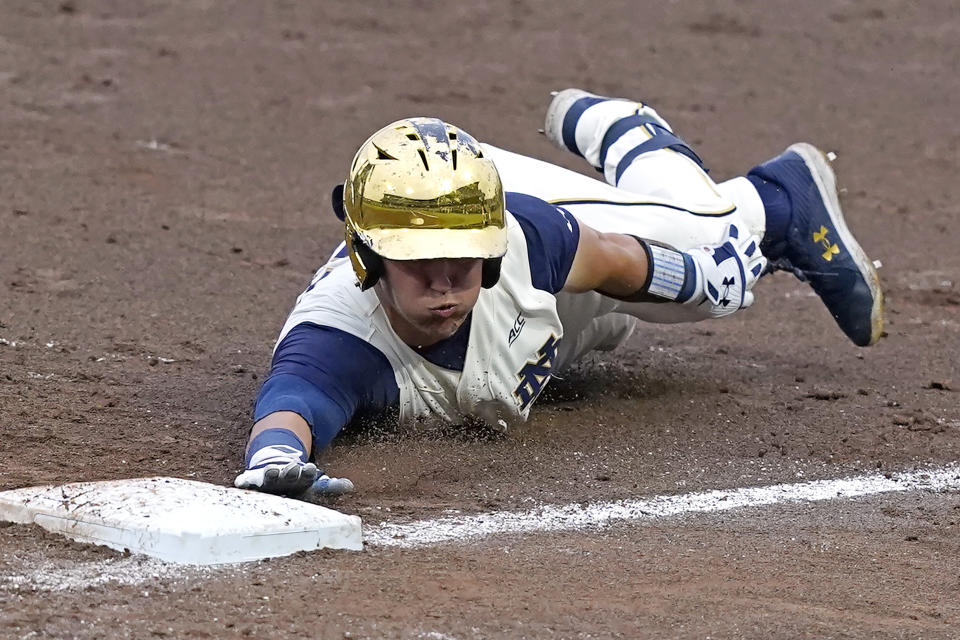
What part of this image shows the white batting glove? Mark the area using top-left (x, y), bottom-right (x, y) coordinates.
top-left (235, 461), bottom-right (320, 496)
top-left (235, 462), bottom-right (356, 497)
top-left (681, 223), bottom-right (766, 317)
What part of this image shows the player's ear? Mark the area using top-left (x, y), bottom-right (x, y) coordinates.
top-left (331, 184), bottom-right (346, 221)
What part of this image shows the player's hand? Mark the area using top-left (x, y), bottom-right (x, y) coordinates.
top-left (235, 461), bottom-right (355, 497)
top-left (235, 461), bottom-right (319, 496)
top-left (683, 223), bottom-right (766, 318)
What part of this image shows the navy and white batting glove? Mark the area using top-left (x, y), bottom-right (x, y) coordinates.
top-left (681, 223), bottom-right (766, 317)
top-left (640, 223), bottom-right (766, 318)
top-left (235, 460), bottom-right (320, 496)
top-left (234, 462), bottom-right (355, 497)
top-left (236, 428), bottom-right (355, 497)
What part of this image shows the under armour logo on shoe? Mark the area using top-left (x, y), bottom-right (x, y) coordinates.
top-left (813, 225), bottom-right (840, 261)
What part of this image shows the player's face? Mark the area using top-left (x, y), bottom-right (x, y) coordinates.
top-left (376, 257), bottom-right (484, 348)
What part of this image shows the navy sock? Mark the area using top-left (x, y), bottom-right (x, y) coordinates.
top-left (747, 173), bottom-right (791, 254)
top-left (245, 428), bottom-right (308, 469)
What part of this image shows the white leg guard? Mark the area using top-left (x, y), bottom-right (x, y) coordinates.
top-left (484, 143), bottom-right (766, 327)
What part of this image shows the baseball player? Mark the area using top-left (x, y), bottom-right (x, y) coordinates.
top-left (234, 89), bottom-right (883, 497)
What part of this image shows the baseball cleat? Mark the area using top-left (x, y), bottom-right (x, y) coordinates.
top-left (543, 88), bottom-right (671, 158)
top-left (544, 88), bottom-right (620, 153)
top-left (749, 143), bottom-right (884, 346)
top-left (234, 461), bottom-right (320, 496)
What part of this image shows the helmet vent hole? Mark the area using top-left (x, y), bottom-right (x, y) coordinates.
top-left (406, 133), bottom-right (419, 141)
top-left (448, 132), bottom-right (457, 139)
top-left (417, 148), bottom-right (429, 170)
top-left (451, 149), bottom-right (458, 170)
top-left (374, 144), bottom-right (397, 161)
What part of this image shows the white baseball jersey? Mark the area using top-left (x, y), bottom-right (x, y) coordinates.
top-left (278, 207), bottom-right (628, 428)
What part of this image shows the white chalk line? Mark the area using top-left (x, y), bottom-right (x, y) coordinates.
top-left (0, 556), bottom-right (200, 592)
top-left (3, 464), bottom-right (958, 591)
top-left (363, 464), bottom-right (960, 548)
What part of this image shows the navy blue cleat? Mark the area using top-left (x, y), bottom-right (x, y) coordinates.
top-left (749, 143), bottom-right (883, 347)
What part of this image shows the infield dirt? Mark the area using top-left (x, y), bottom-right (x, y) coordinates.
top-left (2, 1), bottom-right (959, 638)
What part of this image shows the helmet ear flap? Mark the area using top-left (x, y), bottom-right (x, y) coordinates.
top-left (331, 184), bottom-right (346, 221)
top-left (351, 234), bottom-right (384, 290)
top-left (481, 257), bottom-right (502, 289)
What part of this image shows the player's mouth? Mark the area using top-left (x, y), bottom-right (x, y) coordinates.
top-left (428, 302), bottom-right (459, 319)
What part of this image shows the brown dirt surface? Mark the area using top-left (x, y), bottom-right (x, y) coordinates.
top-left (2, 1), bottom-right (959, 638)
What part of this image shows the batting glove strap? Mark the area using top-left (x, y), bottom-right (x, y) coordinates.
top-left (645, 243), bottom-right (698, 302)
top-left (604, 237), bottom-right (692, 304)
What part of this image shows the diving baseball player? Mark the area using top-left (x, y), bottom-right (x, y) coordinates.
top-left (234, 89), bottom-right (883, 497)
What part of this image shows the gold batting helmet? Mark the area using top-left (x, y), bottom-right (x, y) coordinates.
top-left (338, 117), bottom-right (507, 290)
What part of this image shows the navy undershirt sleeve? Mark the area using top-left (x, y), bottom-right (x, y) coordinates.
top-left (254, 323), bottom-right (399, 451)
top-left (507, 192), bottom-right (581, 293)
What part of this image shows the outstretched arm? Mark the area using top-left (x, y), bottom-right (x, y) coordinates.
top-left (563, 220), bottom-right (767, 317)
top-left (562, 224), bottom-right (651, 296)
top-left (234, 323), bottom-right (399, 497)
top-left (234, 409), bottom-right (331, 497)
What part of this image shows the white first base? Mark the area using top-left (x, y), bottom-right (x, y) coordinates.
top-left (0, 477), bottom-right (363, 565)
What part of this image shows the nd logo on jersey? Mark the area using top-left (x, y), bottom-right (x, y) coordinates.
top-left (513, 334), bottom-right (560, 411)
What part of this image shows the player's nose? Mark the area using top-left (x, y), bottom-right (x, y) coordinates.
top-left (423, 261), bottom-right (455, 292)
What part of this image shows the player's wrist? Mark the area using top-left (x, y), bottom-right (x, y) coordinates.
top-left (597, 237), bottom-right (698, 304)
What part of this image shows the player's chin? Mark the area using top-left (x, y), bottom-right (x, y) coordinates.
top-left (419, 310), bottom-right (468, 340)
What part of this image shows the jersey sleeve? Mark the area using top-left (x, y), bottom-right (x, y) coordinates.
top-left (506, 192), bottom-right (581, 293)
top-left (254, 322), bottom-right (400, 451)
